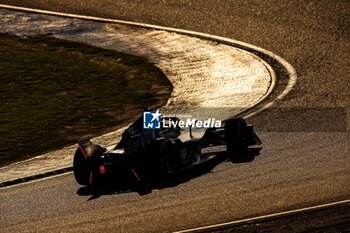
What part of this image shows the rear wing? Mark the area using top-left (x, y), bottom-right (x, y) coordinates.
top-left (77, 140), bottom-right (104, 159)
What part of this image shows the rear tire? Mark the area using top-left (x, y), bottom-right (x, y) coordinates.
top-left (159, 139), bottom-right (180, 176)
top-left (73, 148), bottom-right (92, 185)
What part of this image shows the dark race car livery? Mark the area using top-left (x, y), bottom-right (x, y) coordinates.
top-left (73, 111), bottom-right (262, 186)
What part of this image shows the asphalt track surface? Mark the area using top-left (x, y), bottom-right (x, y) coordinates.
top-left (0, 1), bottom-right (349, 232)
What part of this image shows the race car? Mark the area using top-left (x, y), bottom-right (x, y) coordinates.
top-left (73, 111), bottom-right (262, 186)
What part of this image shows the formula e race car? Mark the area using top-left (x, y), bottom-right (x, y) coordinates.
top-left (73, 111), bottom-right (262, 186)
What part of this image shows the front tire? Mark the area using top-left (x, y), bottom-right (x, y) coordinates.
top-left (225, 118), bottom-right (250, 162)
top-left (73, 148), bottom-right (92, 185)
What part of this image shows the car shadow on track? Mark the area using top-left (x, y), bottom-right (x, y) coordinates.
top-left (77, 149), bottom-right (260, 200)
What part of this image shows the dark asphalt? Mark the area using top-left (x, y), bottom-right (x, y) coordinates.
top-left (0, 1), bottom-right (349, 232)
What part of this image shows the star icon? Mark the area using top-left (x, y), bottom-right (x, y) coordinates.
top-left (150, 110), bottom-right (161, 122)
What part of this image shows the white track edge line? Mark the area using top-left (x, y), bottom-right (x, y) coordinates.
top-left (174, 199), bottom-right (350, 233)
top-left (0, 172), bottom-right (73, 190)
